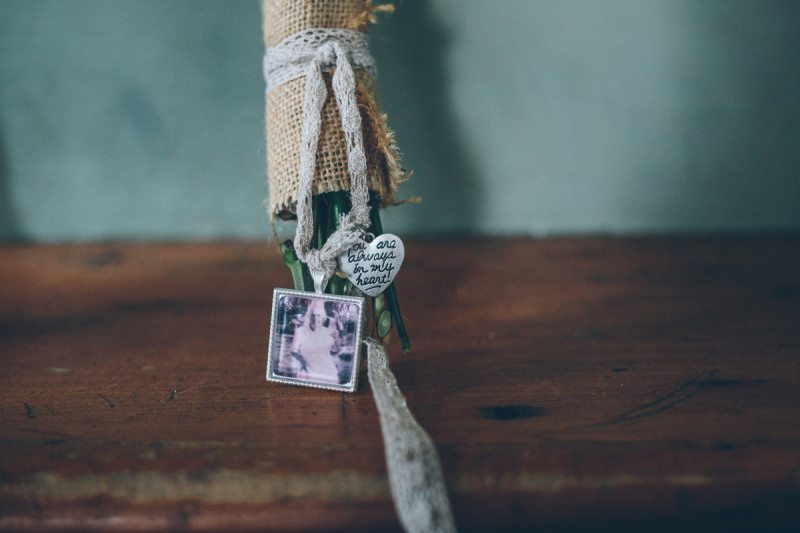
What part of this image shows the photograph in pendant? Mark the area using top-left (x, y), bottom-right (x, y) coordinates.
top-left (267, 290), bottom-right (364, 391)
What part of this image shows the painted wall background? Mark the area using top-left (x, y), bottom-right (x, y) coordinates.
top-left (1, 0), bottom-right (798, 241)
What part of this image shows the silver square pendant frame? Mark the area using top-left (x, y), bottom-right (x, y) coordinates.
top-left (266, 288), bottom-right (365, 393)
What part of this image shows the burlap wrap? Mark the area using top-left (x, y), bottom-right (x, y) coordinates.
top-left (262, 0), bottom-right (403, 221)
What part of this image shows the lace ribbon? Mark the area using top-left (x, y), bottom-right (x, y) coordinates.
top-left (264, 28), bottom-right (457, 533)
top-left (365, 339), bottom-right (457, 533)
top-left (265, 28), bottom-right (373, 292)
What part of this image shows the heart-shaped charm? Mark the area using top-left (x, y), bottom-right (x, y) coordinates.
top-left (339, 233), bottom-right (405, 297)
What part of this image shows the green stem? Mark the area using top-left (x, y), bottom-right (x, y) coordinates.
top-left (326, 192), bottom-right (351, 295)
top-left (281, 191), bottom-right (411, 352)
top-left (369, 192), bottom-right (412, 351)
top-left (281, 240), bottom-right (313, 292)
top-left (313, 194), bottom-right (326, 253)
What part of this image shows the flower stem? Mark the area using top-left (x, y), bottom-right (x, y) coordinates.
top-left (369, 192), bottom-right (412, 352)
top-left (281, 240), bottom-right (313, 292)
top-left (281, 190), bottom-right (411, 352)
top-left (326, 192), bottom-right (351, 296)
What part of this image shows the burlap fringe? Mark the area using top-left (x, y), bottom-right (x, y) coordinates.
top-left (262, 0), bottom-right (405, 221)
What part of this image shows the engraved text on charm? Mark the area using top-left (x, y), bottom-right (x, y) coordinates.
top-left (338, 233), bottom-right (404, 297)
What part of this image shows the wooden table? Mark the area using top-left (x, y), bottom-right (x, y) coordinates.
top-left (1, 237), bottom-right (798, 531)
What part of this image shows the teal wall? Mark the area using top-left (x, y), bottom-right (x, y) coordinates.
top-left (1, 0), bottom-right (799, 241)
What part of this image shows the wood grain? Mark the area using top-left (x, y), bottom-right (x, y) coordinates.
top-left (1, 236), bottom-right (799, 531)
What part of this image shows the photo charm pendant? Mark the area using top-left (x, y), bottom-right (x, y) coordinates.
top-left (266, 288), bottom-right (365, 393)
top-left (339, 233), bottom-right (405, 297)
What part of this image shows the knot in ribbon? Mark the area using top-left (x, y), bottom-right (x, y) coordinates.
top-left (264, 28), bottom-right (374, 292)
top-left (264, 28), bottom-right (457, 533)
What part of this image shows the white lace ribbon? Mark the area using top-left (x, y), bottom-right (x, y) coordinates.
top-left (365, 339), bottom-right (457, 533)
top-left (265, 28), bottom-right (376, 93)
top-left (265, 28), bottom-right (373, 292)
top-left (264, 28), bottom-right (457, 533)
